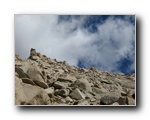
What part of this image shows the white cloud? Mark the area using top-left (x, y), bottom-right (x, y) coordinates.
top-left (93, 17), bottom-right (135, 72)
top-left (15, 15), bottom-right (135, 74)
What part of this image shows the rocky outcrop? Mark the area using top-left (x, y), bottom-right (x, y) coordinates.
top-left (15, 48), bottom-right (135, 105)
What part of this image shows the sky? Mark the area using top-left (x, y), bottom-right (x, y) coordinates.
top-left (15, 15), bottom-right (135, 75)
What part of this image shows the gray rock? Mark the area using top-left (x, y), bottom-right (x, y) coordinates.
top-left (111, 102), bottom-right (119, 105)
top-left (30, 48), bottom-right (37, 56)
top-left (33, 80), bottom-right (49, 89)
top-left (100, 93), bottom-right (119, 105)
top-left (85, 92), bottom-right (94, 99)
top-left (47, 78), bottom-right (55, 87)
top-left (71, 79), bottom-right (93, 93)
top-left (20, 64), bottom-right (45, 83)
top-left (15, 66), bottom-right (28, 78)
top-left (15, 77), bottom-right (26, 105)
top-left (15, 61), bottom-right (22, 66)
top-left (54, 89), bottom-right (70, 97)
top-left (127, 97), bottom-right (135, 105)
top-left (28, 91), bottom-right (51, 105)
top-left (26, 66), bottom-right (44, 82)
top-left (65, 96), bottom-right (73, 103)
top-left (122, 81), bottom-right (135, 89)
top-left (53, 81), bottom-right (70, 89)
top-left (78, 100), bottom-right (90, 105)
top-left (121, 91), bottom-right (127, 96)
top-left (70, 88), bottom-right (85, 100)
top-left (100, 79), bottom-right (112, 84)
top-left (92, 87), bottom-right (107, 94)
top-left (22, 83), bottom-right (50, 105)
top-left (31, 56), bottom-right (40, 61)
top-left (115, 78), bottom-right (135, 89)
top-left (47, 74), bottom-right (51, 79)
top-left (54, 69), bottom-right (64, 74)
top-left (57, 75), bottom-right (77, 83)
top-left (118, 96), bottom-right (127, 105)
top-left (44, 87), bottom-right (54, 97)
top-left (90, 98), bottom-right (97, 102)
top-left (90, 67), bottom-right (98, 71)
top-left (94, 94), bottom-right (102, 100)
top-left (102, 84), bottom-right (120, 93)
top-left (127, 89), bottom-right (135, 99)
top-left (15, 72), bottom-right (19, 77)
top-left (42, 63), bottom-right (51, 69)
top-left (21, 78), bottom-right (36, 86)
top-left (63, 68), bottom-right (69, 73)
top-left (60, 98), bottom-right (66, 103)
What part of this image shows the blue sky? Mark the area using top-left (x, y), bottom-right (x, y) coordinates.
top-left (15, 15), bottom-right (135, 75)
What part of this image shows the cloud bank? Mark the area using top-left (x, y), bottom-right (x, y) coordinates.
top-left (15, 15), bottom-right (135, 74)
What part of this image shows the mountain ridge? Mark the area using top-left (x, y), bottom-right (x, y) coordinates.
top-left (15, 48), bottom-right (135, 105)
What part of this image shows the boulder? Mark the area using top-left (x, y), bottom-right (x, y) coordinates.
top-left (90, 98), bottom-right (97, 102)
top-left (115, 78), bottom-right (135, 89)
top-left (70, 88), bottom-right (85, 100)
top-left (53, 81), bottom-right (70, 89)
top-left (118, 96), bottom-right (127, 105)
top-left (54, 69), bottom-right (64, 74)
top-left (15, 77), bottom-right (26, 105)
top-left (15, 61), bottom-right (22, 66)
top-left (85, 92), bottom-right (94, 99)
top-left (100, 93), bottom-right (119, 105)
top-left (127, 89), bottom-right (135, 99)
top-left (54, 89), bottom-right (70, 97)
top-left (102, 83), bottom-right (121, 93)
top-left (29, 91), bottom-right (51, 105)
top-left (57, 75), bottom-right (77, 83)
top-left (42, 63), bottom-right (51, 69)
top-left (15, 54), bottom-right (19, 60)
top-left (111, 102), bottom-right (119, 105)
top-left (44, 87), bottom-right (54, 97)
top-left (15, 76), bottom-right (51, 105)
top-left (47, 74), bottom-right (51, 79)
top-left (30, 48), bottom-right (37, 56)
top-left (47, 77), bottom-right (55, 87)
top-left (121, 91), bottom-right (127, 96)
top-left (92, 87), bottom-right (107, 94)
top-left (30, 56), bottom-right (40, 61)
top-left (26, 66), bottom-right (44, 82)
top-left (100, 78), bottom-right (112, 84)
top-left (90, 100), bottom-right (100, 105)
top-left (122, 80), bottom-right (135, 89)
top-left (65, 96), bottom-right (73, 103)
top-left (15, 72), bottom-right (19, 77)
top-left (78, 100), bottom-right (90, 105)
top-left (71, 79), bottom-right (93, 93)
top-left (60, 98), bottom-right (66, 103)
top-left (23, 83), bottom-right (50, 105)
top-left (94, 94), bottom-right (102, 100)
top-left (15, 66), bottom-right (28, 78)
top-left (33, 80), bottom-right (49, 89)
top-left (127, 97), bottom-right (135, 105)
top-left (48, 59), bottom-right (56, 64)
top-left (20, 64), bottom-right (45, 83)
top-left (21, 78), bottom-right (36, 86)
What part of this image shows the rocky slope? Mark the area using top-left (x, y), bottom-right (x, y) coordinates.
top-left (15, 48), bottom-right (135, 105)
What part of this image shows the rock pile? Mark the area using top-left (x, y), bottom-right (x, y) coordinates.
top-left (15, 48), bottom-right (135, 105)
